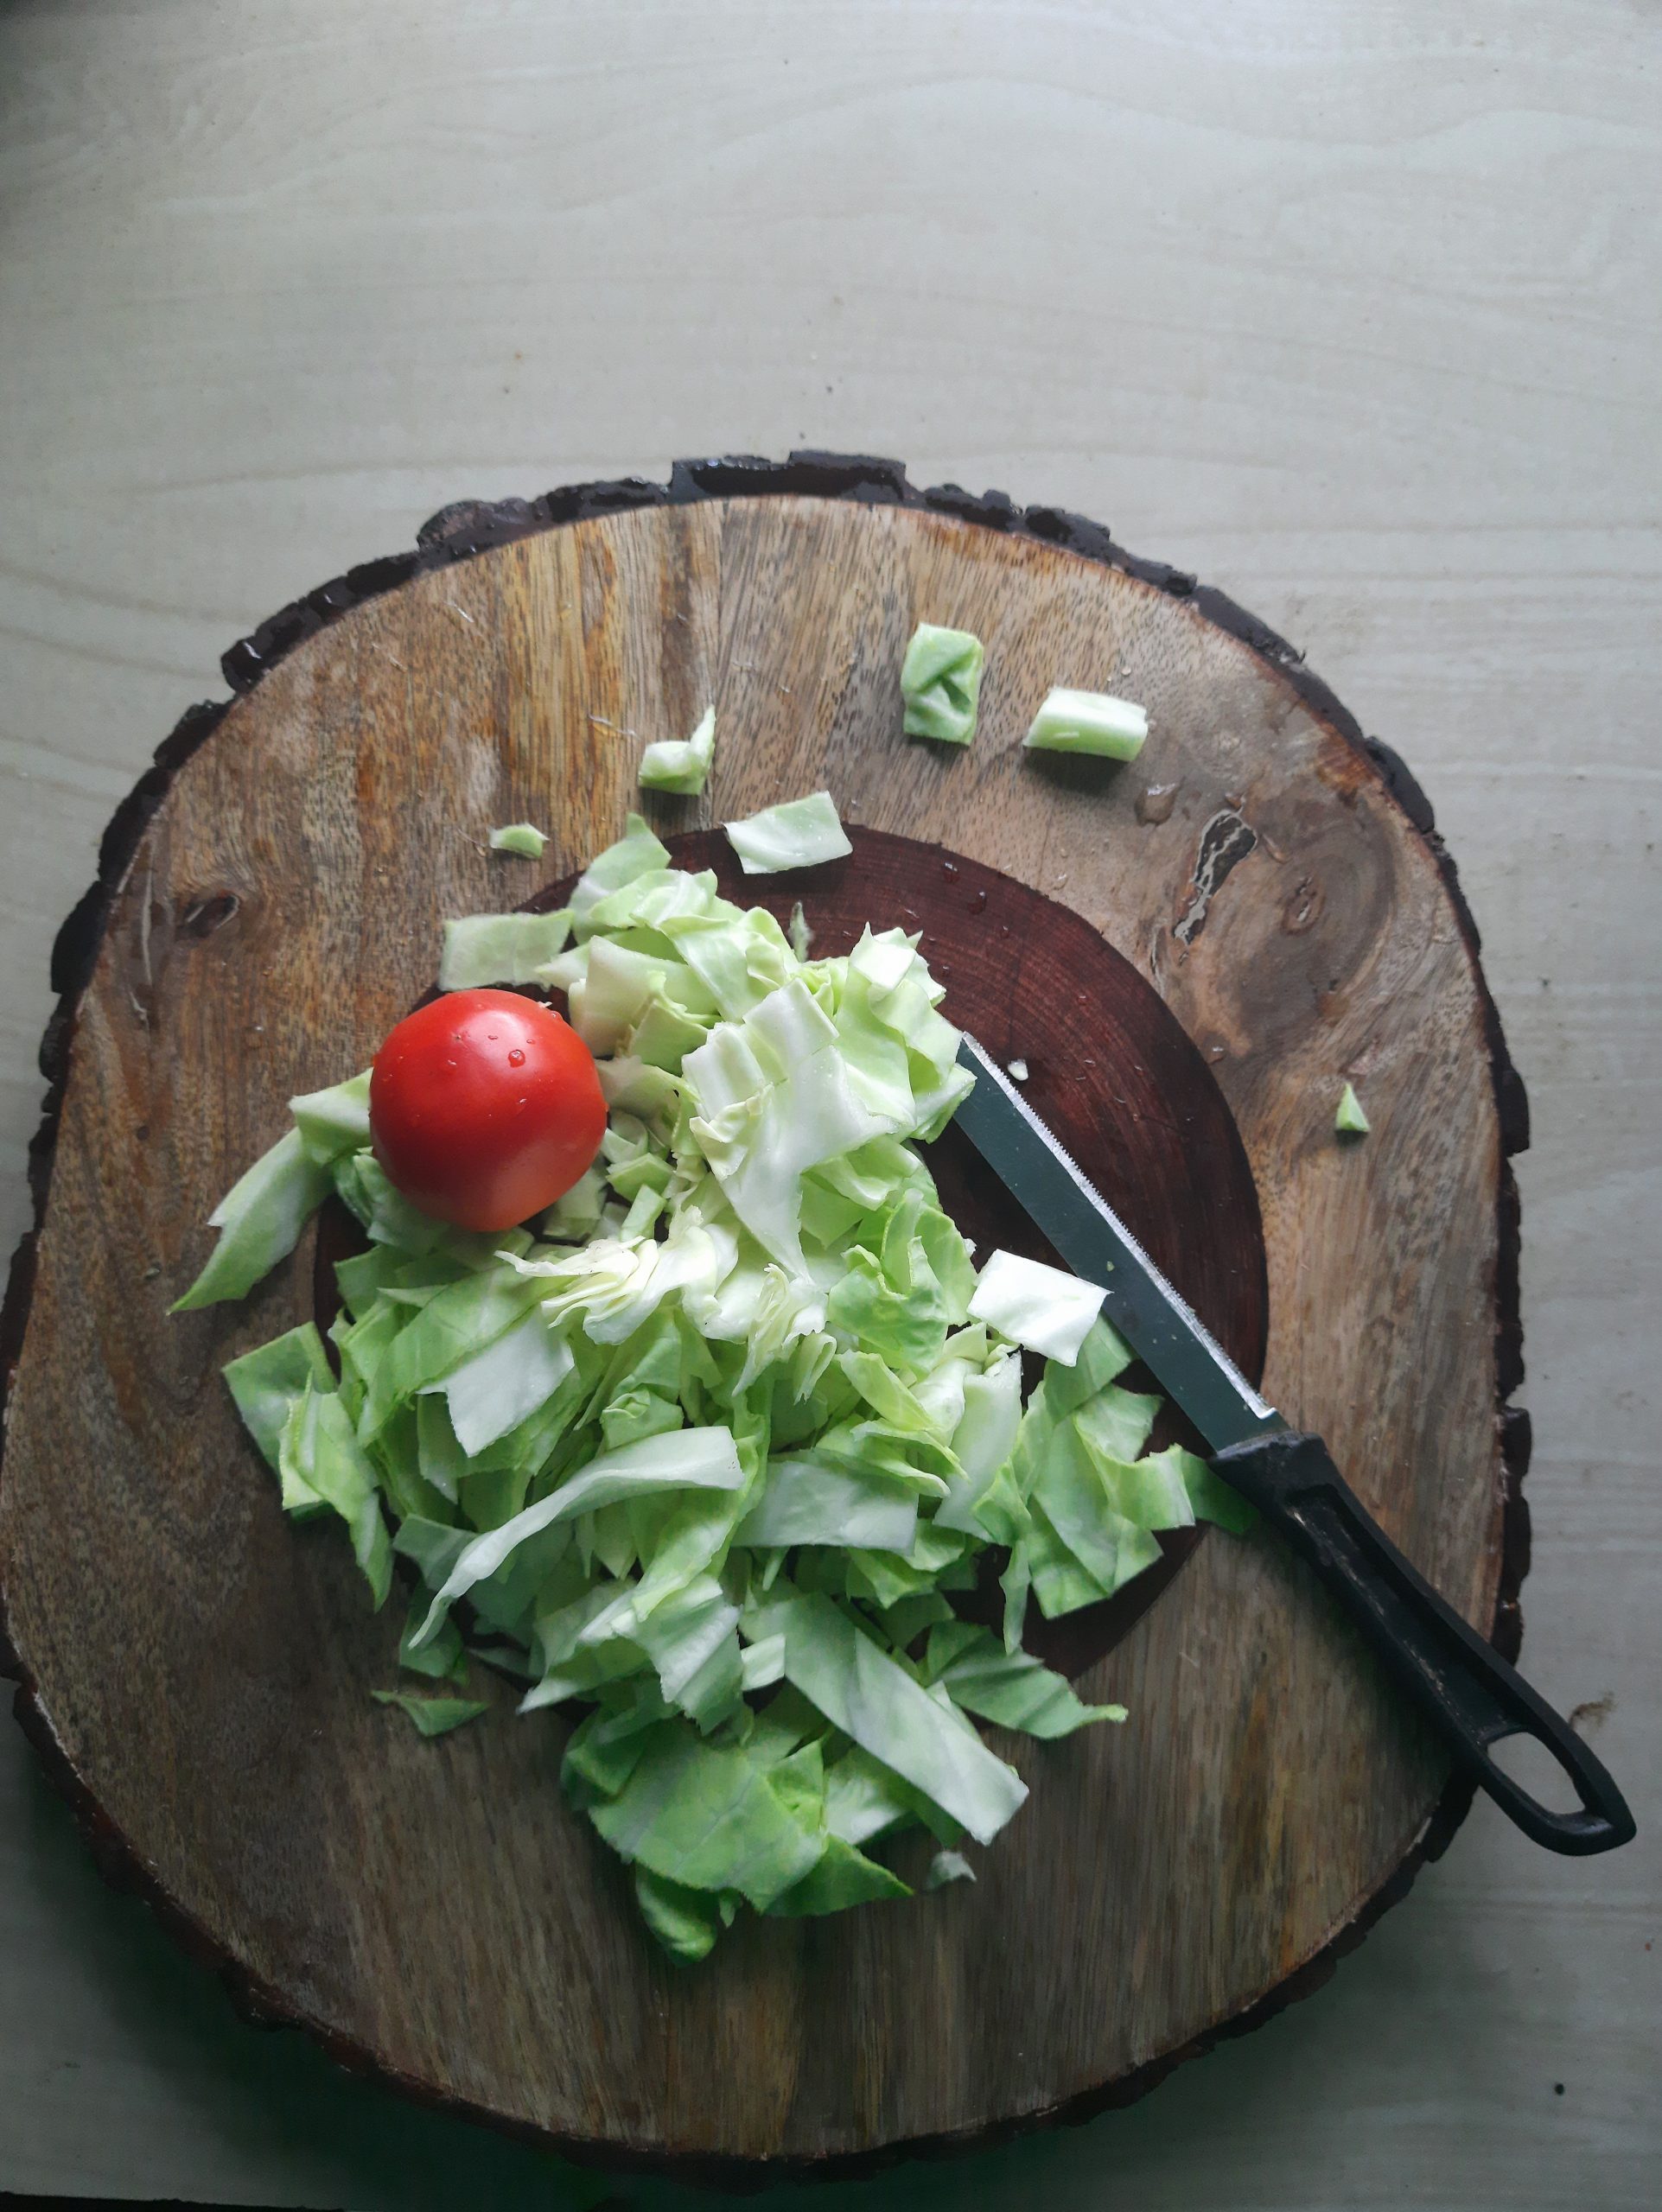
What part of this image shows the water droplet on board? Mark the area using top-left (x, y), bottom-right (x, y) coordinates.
top-left (1136, 781), bottom-right (1181, 826)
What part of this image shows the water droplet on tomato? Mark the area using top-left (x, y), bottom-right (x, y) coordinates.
top-left (508, 1047), bottom-right (525, 1066)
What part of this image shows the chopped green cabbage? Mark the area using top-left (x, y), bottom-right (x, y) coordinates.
top-left (222, 1323), bottom-right (334, 1469)
top-left (1335, 1081), bottom-right (1370, 1136)
top-left (590, 1724), bottom-right (824, 1908)
top-left (439, 911), bottom-right (572, 989)
top-left (186, 817), bottom-right (1256, 1960)
top-left (373, 1690), bottom-right (489, 1736)
top-left (922, 1620), bottom-right (1126, 1737)
top-left (724, 791), bottom-right (852, 875)
top-left (488, 822), bottom-right (549, 858)
top-left (432, 1310), bottom-right (575, 1456)
top-left (289, 1071), bottom-right (373, 1164)
top-left (174, 1128), bottom-right (333, 1311)
top-left (570, 812), bottom-right (669, 916)
top-left (901, 623), bottom-right (985, 746)
top-left (398, 1597), bottom-right (468, 1682)
top-left (640, 706), bottom-right (716, 796)
top-left (1023, 687), bottom-right (1149, 761)
top-left (760, 1589), bottom-right (1027, 1845)
top-left (968, 1249), bottom-right (1105, 1364)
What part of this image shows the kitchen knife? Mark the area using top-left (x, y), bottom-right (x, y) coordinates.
top-left (951, 1032), bottom-right (1634, 1857)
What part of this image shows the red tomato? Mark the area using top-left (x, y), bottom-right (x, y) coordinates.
top-left (369, 989), bottom-right (606, 1232)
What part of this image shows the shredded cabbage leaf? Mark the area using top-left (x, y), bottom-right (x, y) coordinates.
top-left (901, 623), bottom-right (984, 747)
top-left (724, 791), bottom-right (852, 875)
top-left (1023, 687), bottom-right (1149, 761)
top-left (173, 1128), bottom-right (332, 1311)
top-left (640, 705), bottom-right (716, 796)
top-left (439, 911), bottom-right (572, 989)
top-left (373, 1690), bottom-right (489, 1736)
top-left (968, 1249), bottom-right (1106, 1364)
top-left (183, 817), bottom-right (1254, 1960)
top-left (488, 822), bottom-right (549, 858)
top-left (1335, 1081), bottom-right (1371, 1137)
top-left (925, 1848), bottom-right (976, 1889)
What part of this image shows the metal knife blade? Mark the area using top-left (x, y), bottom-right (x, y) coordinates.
top-left (951, 1033), bottom-right (1281, 1452)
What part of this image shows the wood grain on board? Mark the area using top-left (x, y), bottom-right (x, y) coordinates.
top-left (0, 486), bottom-right (1517, 2176)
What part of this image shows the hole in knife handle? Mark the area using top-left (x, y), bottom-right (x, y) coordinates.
top-left (1486, 1730), bottom-right (1595, 1819)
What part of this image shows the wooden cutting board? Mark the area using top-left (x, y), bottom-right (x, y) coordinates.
top-left (0, 456), bottom-right (1527, 2183)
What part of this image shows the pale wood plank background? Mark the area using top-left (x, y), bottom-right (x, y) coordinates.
top-left (0, 3), bottom-right (1655, 2207)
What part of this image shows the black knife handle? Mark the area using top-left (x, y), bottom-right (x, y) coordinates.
top-left (1211, 1431), bottom-right (1635, 1857)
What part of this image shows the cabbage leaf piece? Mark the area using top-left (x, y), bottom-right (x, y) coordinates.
top-left (223, 1322), bottom-right (334, 1471)
top-left (588, 1722), bottom-right (825, 1909)
top-left (439, 911), bottom-right (572, 988)
top-left (373, 1690), bottom-right (489, 1736)
top-left (723, 791), bottom-right (853, 875)
top-left (429, 1308), bottom-right (577, 1458)
top-left (1335, 1081), bottom-right (1371, 1137)
top-left (923, 1621), bottom-right (1126, 1738)
top-left (767, 1590), bottom-right (1028, 1846)
top-left (570, 813), bottom-right (671, 918)
top-left (411, 1426), bottom-right (746, 1647)
top-left (289, 1070), bottom-right (373, 1164)
top-left (640, 705), bottom-right (716, 796)
top-left (968, 1249), bottom-right (1105, 1365)
top-left (901, 622), bottom-right (984, 746)
top-left (1022, 687), bottom-right (1148, 760)
top-left (174, 1128), bottom-right (332, 1311)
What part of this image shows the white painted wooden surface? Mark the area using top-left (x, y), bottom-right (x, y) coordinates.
top-left (1, 3), bottom-right (1656, 2206)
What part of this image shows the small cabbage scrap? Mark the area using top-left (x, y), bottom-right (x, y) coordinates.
top-left (925, 1848), bottom-right (976, 1889)
top-left (640, 705), bottom-right (716, 796)
top-left (1023, 687), bottom-right (1149, 761)
top-left (1335, 1081), bottom-right (1370, 1137)
top-left (373, 1690), bottom-right (489, 1737)
top-left (185, 816), bottom-right (1257, 1961)
top-left (901, 623), bottom-right (984, 747)
top-left (761, 1590), bottom-right (1027, 1845)
top-left (724, 791), bottom-right (852, 875)
top-left (290, 1071), bottom-right (373, 1164)
top-left (440, 911), bottom-right (572, 989)
top-left (489, 823), bottom-right (549, 858)
top-left (173, 1129), bottom-right (332, 1312)
top-left (968, 1249), bottom-right (1105, 1365)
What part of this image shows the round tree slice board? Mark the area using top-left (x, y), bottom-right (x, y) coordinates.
top-left (0, 462), bottom-right (1526, 2181)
